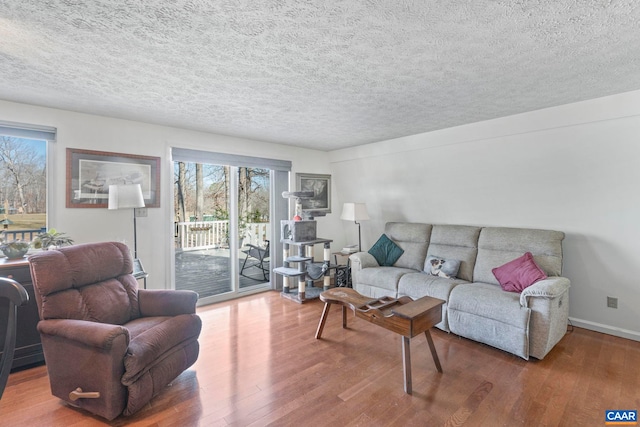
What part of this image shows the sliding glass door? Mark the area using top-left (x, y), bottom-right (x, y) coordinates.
top-left (172, 148), bottom-right (289, 305)
top-left (173, 160), bottom-right (273, 303)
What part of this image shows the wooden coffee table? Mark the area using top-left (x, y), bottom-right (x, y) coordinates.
top-left (315, 287), bottom-right (445, 394)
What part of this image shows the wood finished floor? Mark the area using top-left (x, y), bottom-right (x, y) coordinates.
top-left (2, 290), bottom-right (639, 426)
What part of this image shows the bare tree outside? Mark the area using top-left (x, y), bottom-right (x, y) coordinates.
top-left (174, 162), bottom-right (269, 224)
top-left (0, 136), bottom-right (47, 237)
top-left (176, 162), bottom-right (187, 223)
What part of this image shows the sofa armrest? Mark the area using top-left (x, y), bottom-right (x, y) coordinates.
top-left (520, 277), bottom-right (571, 307)
top-left (138, 289), bottom-right (198, 317)
top-left (37, 319), bottom-right (129, 350)
top-left (349, 252), bottom-right (379, 270)
top-left (349, 252), bottom-right (378, 288)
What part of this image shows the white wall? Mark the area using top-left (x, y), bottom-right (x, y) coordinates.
top-left (5, 89), bottom-right (639, 341)
top-left (0, 100), bottom-right (332, 290)
top-left (329, 89), bottom-right (640, 341)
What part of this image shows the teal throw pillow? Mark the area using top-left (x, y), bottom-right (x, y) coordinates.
top-left (368, 234), bottom-right (404, 266)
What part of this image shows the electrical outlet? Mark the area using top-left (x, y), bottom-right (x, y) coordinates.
top-left (135, 208), bottom-right (147, 217)
top-left (607, 296), bottom-right (618, 309)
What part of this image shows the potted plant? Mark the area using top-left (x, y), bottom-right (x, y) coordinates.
top-left (32, 228), bottom-right (74, 250)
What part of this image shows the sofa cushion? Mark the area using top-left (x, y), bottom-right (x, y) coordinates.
top-left (384, 222), bottom-right (432, 270)
top-left (473, 227), bottom-right (564, 285)
top-left (424, 255), bottom-right (460, 278)
top-left (354, 283), bottom-right (399, 300)
top-left (427, 225), bottom-right (481, 281)
top-left (448, 282), bottom-right (531, 359)
top-left (449, 283), bottom-right (530, 325)
top-left (358, 266), bottom-right (416, 292)
top-left (397, 272), bottom-right (468, 331)
top-left (368, 234), bottom-right (404, 266)
top-left (492, 252), bottom-right (547, 292)
top-left (398, 273), bottom-right (467, 301)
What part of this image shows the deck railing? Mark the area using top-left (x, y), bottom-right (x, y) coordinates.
top-left (0, 229), bottom-right (44, 242)
top-left (176, 221), bottom-right (270, 251)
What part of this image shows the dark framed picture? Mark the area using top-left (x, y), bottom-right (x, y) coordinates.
top-left (66, 148), bottom-right (161, 208)
top-left (295, 173), bottom-right (331, 214)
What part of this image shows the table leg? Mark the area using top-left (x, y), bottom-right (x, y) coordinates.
top-left (424, 330), bottom-right (443, 373)
top-left (402, 336), bottom-right (412, 394)
top-left (315, 303), bottom-right (331, 339)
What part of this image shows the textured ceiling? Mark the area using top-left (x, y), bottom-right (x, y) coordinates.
top-left (1, 1), bottom-right (640, 151)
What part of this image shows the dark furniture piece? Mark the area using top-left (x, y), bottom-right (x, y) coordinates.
top-left (240, 240), bottom-right (270, 281)
top-left (333, 252), bottom-right (352, 287)
top-left (0, 276), bottom-right (28, 399)
top-left (132, 258), bottom-right (148, 288)
top-left (28, 242), bottom-right (202, 420)
top-left (0, 258), bottom-right (44, 371)
top-left (315, 287), bottom-right (444, 394)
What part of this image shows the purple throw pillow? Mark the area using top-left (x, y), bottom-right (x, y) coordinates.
top-left (492, 252), bottom-right (547, 293)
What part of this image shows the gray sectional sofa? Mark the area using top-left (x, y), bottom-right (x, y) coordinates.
top-left (349, 222), bottom-right (570, 360)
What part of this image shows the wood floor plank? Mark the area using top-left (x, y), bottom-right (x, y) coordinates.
top-left (2, 290), bottom-right (640, 426)
top-left (443, 380), bottom-right (493, 427)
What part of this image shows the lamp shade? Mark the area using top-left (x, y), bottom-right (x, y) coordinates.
top-left (108, 184), bottom-right (145, 210)
top-left (340, 203), bottom-right (370, 221)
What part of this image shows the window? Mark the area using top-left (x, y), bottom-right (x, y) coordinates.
top-left (0, 121), bottom-right (56, 243)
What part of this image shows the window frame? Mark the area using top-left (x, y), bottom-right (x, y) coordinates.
top-left (0, 120), bottom-right (56, 241)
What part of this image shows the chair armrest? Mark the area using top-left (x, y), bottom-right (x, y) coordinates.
top-left (138, 289), bottom-right (198, 316)
top-left (519, 277), bottom-right (571, 307)
top-left (243, 244), bottom-right (266, 258)
top-left (0, 277), bottom-right (28, 306)
top-left (37, 319), bottom-right (129, 350)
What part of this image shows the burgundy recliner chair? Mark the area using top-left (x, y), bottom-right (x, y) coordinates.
top-left (28, 242), bottom-right (201, 420)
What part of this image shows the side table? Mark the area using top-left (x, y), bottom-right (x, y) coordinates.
top-left (133, 258), bottom-right (148, 289)
top-left (332, 252), bottom-right (354, 287)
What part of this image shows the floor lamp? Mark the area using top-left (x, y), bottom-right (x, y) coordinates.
top-left (340, 202), bottom-right (370, 252)
top-left (108, 184), bottom-right (145, 259)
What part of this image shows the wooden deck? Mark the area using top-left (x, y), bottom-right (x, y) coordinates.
top-left (175, 248), bottom-right (269, 298)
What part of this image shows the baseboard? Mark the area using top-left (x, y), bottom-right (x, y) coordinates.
top-left (569, 317), bottom-right (640, 342)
